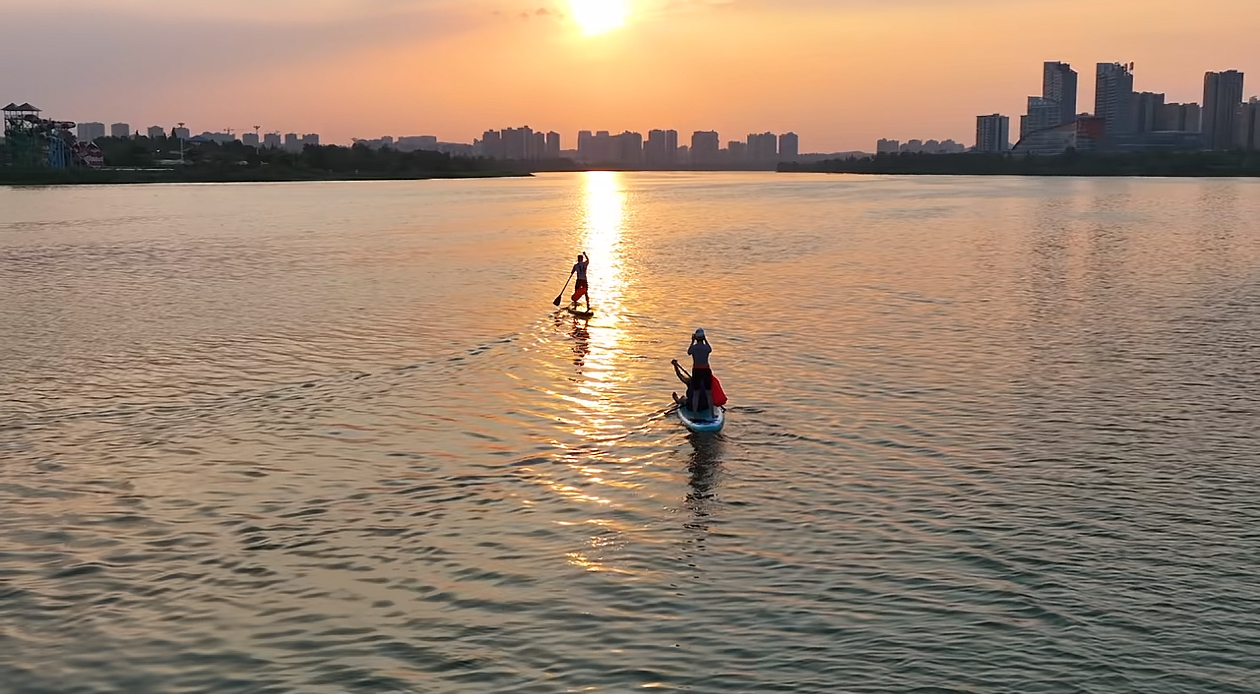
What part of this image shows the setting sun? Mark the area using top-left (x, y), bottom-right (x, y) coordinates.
top-left (568, 0), bottom-right (628, 36)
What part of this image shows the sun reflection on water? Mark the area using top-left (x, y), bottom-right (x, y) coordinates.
top-left (552, 171), bottom-right (641, 574)
top-left (570, 171), bottom-right (629, 436)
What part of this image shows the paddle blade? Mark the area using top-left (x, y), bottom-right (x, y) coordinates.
top-left (553, 294), bottom-right (563, 306)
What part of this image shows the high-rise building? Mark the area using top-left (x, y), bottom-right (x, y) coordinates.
top-left (1095, 62), bottom-right (1136, 137)
top-left (110, 122), bottom-right (131, 138)
top-left (1203, 70), bottom-right (1245, 150)
top-left (263, 133), bottom-right (281, 149)
top-left (146, 125), bottom-right (165, 139)
top-left (480, 130), bottom-right (504, 158)
top-left (1237, 98), bottom-right (1260, 151)
top-left (241, 132), bottom-right (260, 147)
top-left (172, 126), bottom-right (190, 140)
top-left (546, 131), bottom-right (561, 158)
top-left (284, 133), bottom-right (300, 151)
top-left (975, 114), bottom-right (1010, 152)
top-left (1131, 92), bottom-right (1166, 134)
top-left (690, 131), bottom-right (720, 165)
top-left (395, 135), bottom-right (438, 152)
top-left (1043, 61), bottom-right (1078, 127)
top-left (301, 133), bottom-right (319, 148)
top-left (876, 138), bottom-right (900, 154)
top-left (1021, 96), bottom-right (1060, 140)
top-left (77, 122), bottom-right (106, 141)
top-left (901, 139), bottom-right (924, 154)
top-left (643, 129), bottom-right (678, 167)
top-left (615, 131), bottom-right (643, 165)
top-left (501, 127), bottom-right (531, 159)
top-left (576, 130), bottom-right (594, 161)
top-left (779, 132), bottom-right (799, 161)
top-left (727, 141), bottom-right (747, 162)
top-left (530, 131), bottom-right (546, 159)
top-left (747, 132), bottom-right (778, 161)
top-left (1155, 102), bottom-right (1201, 132)
top-left (594, 131), bottom-right (613, 163)
top-left (645, 129), bottom-right (668, 166)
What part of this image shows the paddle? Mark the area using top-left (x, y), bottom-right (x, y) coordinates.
top-left (552, 274), bottom-right (573, 307)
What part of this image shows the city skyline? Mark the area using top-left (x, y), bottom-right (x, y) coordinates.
top-left (3, 0), bottom-right (1258, 152)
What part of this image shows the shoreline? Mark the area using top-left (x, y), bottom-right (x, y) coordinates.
top-left (0, 169), bottom-right (530, 187)
top-left (778, 152), bottom-right (1260, 178)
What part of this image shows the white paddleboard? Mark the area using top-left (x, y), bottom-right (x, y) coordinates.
top-left (674, 395), bottom-right (725, 433)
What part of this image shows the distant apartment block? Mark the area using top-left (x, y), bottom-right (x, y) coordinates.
top-left (1155, 102), bottom-right (1201, 132)
top-left (1131, 92), bottom-right (1165, 134)
top-left (645, 129), bottom-right (678, 167)
top-left (110, 122), bottom-right (131, 138)
top-left (876, 138), bottom-right (900, 154)
top-left (301, 134), bottom-right (319, 147)
top-left (396, 135), bottom-right (439, 151)
top-left (1043, 61), bottom-right (1079, 127)
top-left (1203, 70), bottom-right (1245, 150)
top-left (263, 133), bottom-right (281, 149)
top-left (778, 132), bottom-right (799, 161)
top-left (617, 131), bottom-right (643, 166)
top-left (241, 133), bottom-right (260, 147)
top-left (146, 125), bottom-right (165, 139)
top-left (501, 126), bottom-right (531, 159)
top-left (1012, 116), bottom-right (1105, 155)
top-left (727, 140), bottom-right (747, 162)
top-left (746, 132), bottom-right (778, 162)
top-left (284, 133), bottom-right (300, 151)
top-left (1021, 97), bottom-right (1060, 140)
top-left (195, 132), bottom-right (236, 144)
top-left (172, 126), bottom-right (190, 140)
top-left (690, 131), bottom-right (720, 165)
top-left (476, 126), bottom-right (556, 160)
top-left (480, 130), bottom-right (503, 158)
top-left (77, 122), bottom-right (106, 141)
top-left (1238, 98), bottom-right (1260, 150)
top-left (975, 114), bottom-right (1010, 152)
top-left (1095, 62), bottom-right (1136, 136)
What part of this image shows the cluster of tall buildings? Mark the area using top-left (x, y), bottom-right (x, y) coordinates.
top-left (72, 121), bottom-right (323, 152)
top-left (477, 126), bottom-right (562, 160)
top-left (565, 129), bottom-right (798, 167)
top-left (75, 122), bottom-right (130, 141)
top-left (975, 61), bottom-right (1257, 154)
top-left (875, 138), bottom-right (967, 155)
top-left (351, 135), bottom-right (474, 155)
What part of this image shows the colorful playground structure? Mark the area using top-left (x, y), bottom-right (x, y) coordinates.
top-left (3, 103), bottom-right (104, 169)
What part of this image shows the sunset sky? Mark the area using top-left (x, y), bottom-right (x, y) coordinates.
top-left (3, 0), bottom-right (1258, 151)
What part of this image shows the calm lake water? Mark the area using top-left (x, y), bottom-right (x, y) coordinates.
top-left (2, 172), bottom-right (1259, 693)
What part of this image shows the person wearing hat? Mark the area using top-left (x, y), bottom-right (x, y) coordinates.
top-left (671, 328), bottom-right (714, 416)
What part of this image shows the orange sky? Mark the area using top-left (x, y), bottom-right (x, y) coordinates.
top-left (3, 0), bottom-right (1259, 151)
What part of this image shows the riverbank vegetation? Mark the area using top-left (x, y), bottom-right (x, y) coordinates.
top-left (0, 136), bottom-right (528, 185)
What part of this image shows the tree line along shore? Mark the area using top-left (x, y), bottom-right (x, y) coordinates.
top-left (0, 136), bottom-right (529, 185)
top-left (7, 136), bottom-right (1260, 184)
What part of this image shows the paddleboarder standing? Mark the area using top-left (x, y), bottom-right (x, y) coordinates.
top-left (672, 328), bottom-right (715, 417)
top-left (569, 252), bottom-right (591, 312)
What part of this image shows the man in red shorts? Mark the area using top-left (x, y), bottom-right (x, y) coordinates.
top-left (569, 252), bottom-right (591, 311)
